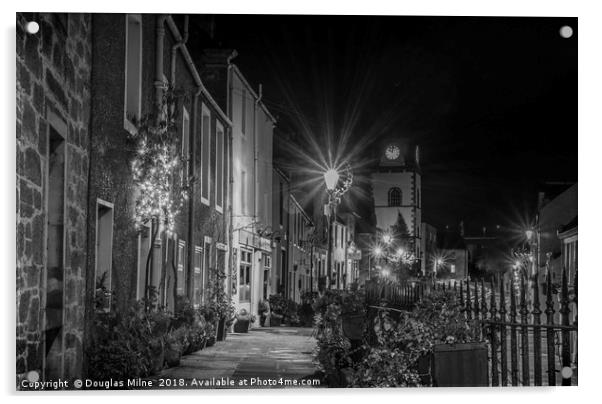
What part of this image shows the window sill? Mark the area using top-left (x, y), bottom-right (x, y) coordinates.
top-left (124, 118), bottom-right (138, 136)
top-left (201, 197), bottom-right (210, 206)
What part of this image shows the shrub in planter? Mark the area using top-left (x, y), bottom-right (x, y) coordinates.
top-left (258, 300), bottom-right (270, 326)
top-left (269, 294), bottom-right (287, 316)
top-left (87, 302), bottom-right (155, 381)
top-left (285, 300), bottom-right (300, 325)
top-left (233, 308), bottom-right (251, 333)
top-left (165, 327), bottom-right (188, 367)
top-left (184, 323), bottom-right (206, 354)
top-left (204, 321), bottom-right (216, 347)
top-left (173, 295), bottom-right (196, 329)
top-left (270, 312), bottom-right (283, 327)
top-left (149, 337), bottom-right (165, 374)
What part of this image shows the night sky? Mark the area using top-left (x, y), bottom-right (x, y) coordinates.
top-left (192, 15), bottom-right (577, 235)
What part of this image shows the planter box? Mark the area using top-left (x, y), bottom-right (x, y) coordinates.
top-left (233, 319), bottom-right (250, 333)
top-left (270, 314), bottom-right (283, 327)
top-left (432, 342), bottom-right (488, 387)
top-left (342, 313), bottom-right (365, 341)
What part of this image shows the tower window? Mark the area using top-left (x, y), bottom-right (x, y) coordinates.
top-left (388, 187), bottom-right (402, 206)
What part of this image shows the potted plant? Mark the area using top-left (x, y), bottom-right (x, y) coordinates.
top-left (205, 321), bottom-right (216, 347)
top-left (233, 308), bottom-right (251, 333)
top-left (147, 309), bottom-right (171, 373)
top-left (165, 328), bottom-right (185, 368)
top-left (340, 290), bottom-right (367, 341)
top-left (412, 290), bottom-right (485, 386)
top-left (269, 294), bottom-right (287, 326)
top-left (205, 266), bottom-right (235, 341)
top-left (258, 300), bottom-right (270, 327)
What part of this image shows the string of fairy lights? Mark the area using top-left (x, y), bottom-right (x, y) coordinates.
top-left (130, 89), bottom-right (189, 233)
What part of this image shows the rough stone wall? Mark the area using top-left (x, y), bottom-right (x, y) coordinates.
top-left (16, 12), bottom-right (92, 383)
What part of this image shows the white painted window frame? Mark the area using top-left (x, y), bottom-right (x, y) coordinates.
top-left (135, 222), bottom-right (152, 300)
top-left (200, 103), bottom-right (211, 206)
top-left (181, 106), bottom-right (190, 185)
top-left (95, 199), bottom-right (115, 309)
top-left (123, 14), bottom-right (143, 135)
top-left (215, 120), bottom-right (224, 213)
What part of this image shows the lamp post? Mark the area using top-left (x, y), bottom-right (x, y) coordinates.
top-left (324, 168), bottom-right (339, 290)
top-left (323, 165), bottom-right (352, 290)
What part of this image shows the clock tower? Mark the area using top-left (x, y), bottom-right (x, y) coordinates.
top-left (371, 139), bottom-right (422, 268)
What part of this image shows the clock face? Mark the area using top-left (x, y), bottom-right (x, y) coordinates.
top-left (385, 145), bottom-right (400, 160)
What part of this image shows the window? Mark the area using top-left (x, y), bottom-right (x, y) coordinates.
top-left (136, 223), bottom-right (152, 300)
top-left (279, 181), bottom-right (284, 226)
top-left (95, 200), bottom-right (114, 310)
top-left (334, 224), bottom-right (338, 247)
top-left (203, 240), bottom-right (212, 303)
top-left (124, 14), bottom-right (142, 133)
top-left (201, 104), bottom-right (211, 205)
top-left (263, 253), bottom-right (271, 300)
top-left (215, 121), bottom-right (224, 212)
top-left (181, 107), bottom-right (190, 185)
top-left (239, 249), bottom-right (252, 302)
top-left (177, 240), bottom-right (186, 296)
top-left (241, 89), bottom-right (246, 134)
top-left (193, 246), bottom-right (203, 306)
top-left (450, 264), bottom-right (456, 274)
top-left (388, 187), bottom-right (402, 206)
top-left (241, 170), bottom-right (247, 214)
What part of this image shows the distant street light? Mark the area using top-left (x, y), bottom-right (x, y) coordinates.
top-left (382, 233), bottom-right (393, 245)
top-left (374, 246), bottom-right (383, 257)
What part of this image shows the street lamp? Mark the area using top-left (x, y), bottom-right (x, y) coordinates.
top-left (323, 164), bottom-right (353, 290)
top-left (324, 168), bottom-right (340, 191)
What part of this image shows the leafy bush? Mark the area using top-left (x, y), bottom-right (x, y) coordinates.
top-left (412, 290), bottom-right (481, 344)
top-left (258, 300), bottom-right (270, 314)
top-left (268, 294), bottom-right (287, 315)
top-left (312, 287), bottom-right (483, 387)
top-left (87, 302), bottom-right (155, 381)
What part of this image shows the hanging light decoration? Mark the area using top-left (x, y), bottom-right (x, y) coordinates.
top-left (129, 86), bottom-right (189, 233)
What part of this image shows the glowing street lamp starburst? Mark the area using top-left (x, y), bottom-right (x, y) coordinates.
top-left (323, 168), bottom-right (340, 191)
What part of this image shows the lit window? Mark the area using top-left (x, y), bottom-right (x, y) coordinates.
top-left (124, 14), bottom-right (142, 133)
top-left (450, 264), bottom-right (456, 274)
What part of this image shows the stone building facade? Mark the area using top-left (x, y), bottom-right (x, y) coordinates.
top-left (16, 12), bottom-right (92, 382)
top-left (199, 51), bottom-right (275, 320)
top-left (16, 13), bottom-right (233, 386)
top-left (87, 14), bottom-right (232, 318)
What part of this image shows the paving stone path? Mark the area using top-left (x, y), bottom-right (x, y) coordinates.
top-left (150, 327), bottom-right (320, 389)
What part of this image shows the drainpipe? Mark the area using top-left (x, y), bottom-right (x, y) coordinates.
top-left (187, 83), bottom-right (201, 301)
top-left (155, 15), bottom-right (168, 121)
top-left (170, 15), bottom-right (189, 85)
top-left (154, 15), bottom-right (168, 303)
top-left (254, 86), bottom-right (262, 229)
top-left (227, 55), bottom-right (235, 300)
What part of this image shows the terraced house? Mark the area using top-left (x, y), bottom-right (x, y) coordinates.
top-left (16, 13), bottom-right (233, 385)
